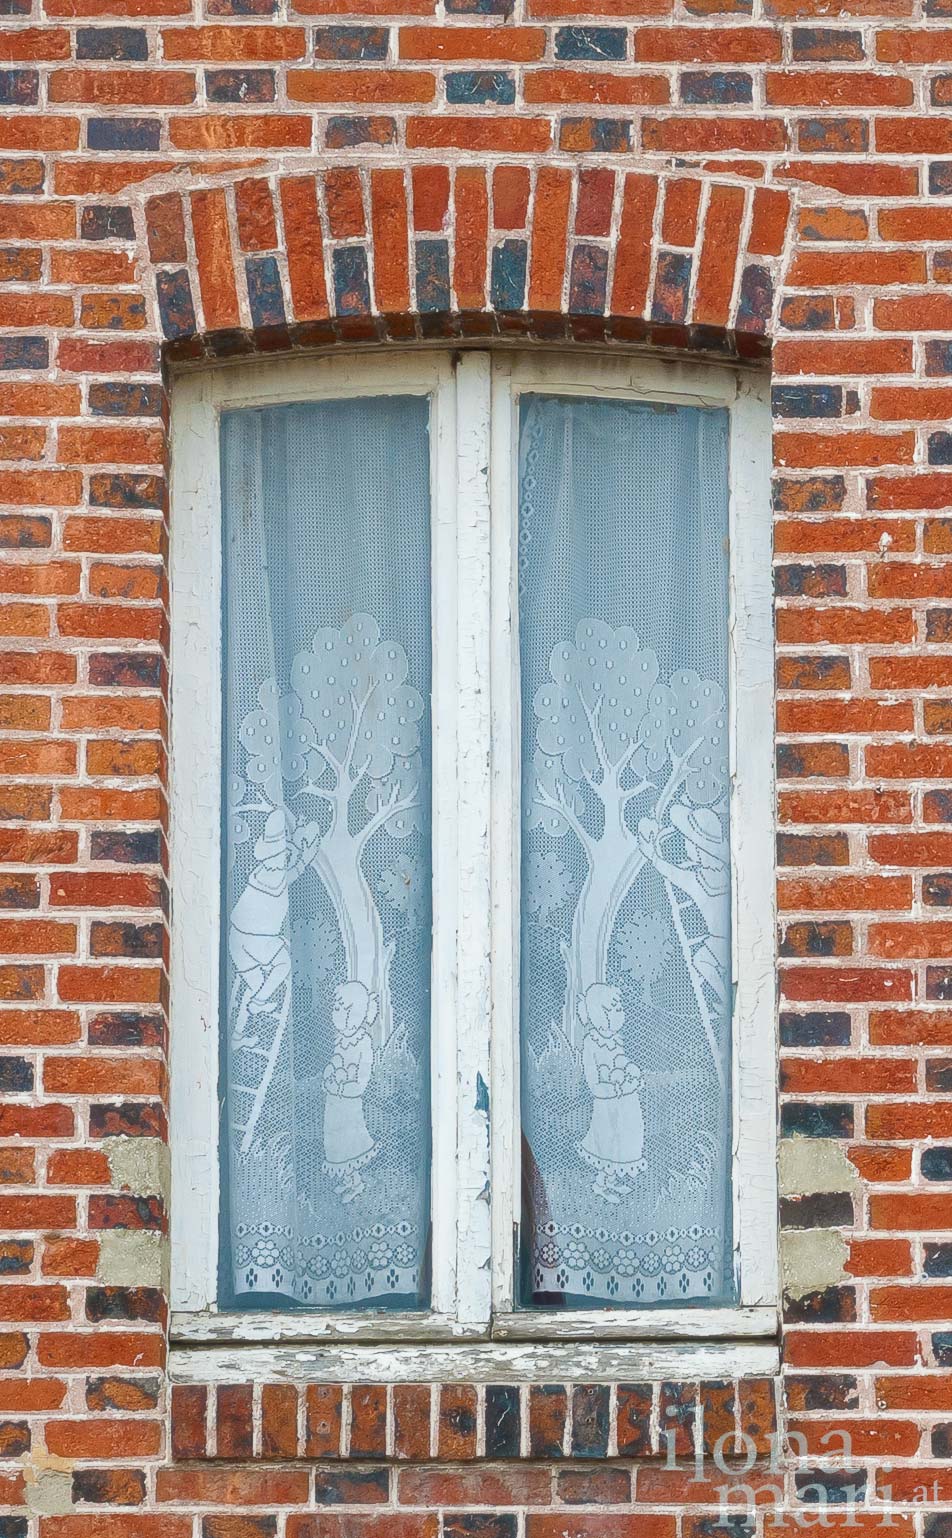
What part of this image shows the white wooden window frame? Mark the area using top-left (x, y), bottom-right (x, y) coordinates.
top-left (169, 347), bottom-right (776, 1370)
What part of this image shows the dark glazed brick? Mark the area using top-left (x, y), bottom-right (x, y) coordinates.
top-left (930, 164), bottom-right (952, 196)
top-left (781, 296), bottom-right (837, 331)
top-left (89, 1195), bottom-right (166, 1232)
top-left (0, 337), bottom-right (48, 371)
top-left (795, 1468), bottom-right (866, 1504)
top-left (929, 612), bottom-right (952, 644)
top-left (333, 247), bottom-right (372, 315)
top-left (88, 119), bottom-right (161, 152)
top-left (926, 1242), bottom-right (952, 1276)
top-left (0, 159), bottom-right (43, 196)
top-left (791, 26), bottom-right (863, 60)
top-left (86, 1286), bottom-right (164, 1324)
top-left (445, 0), bottom-right (512, 16)
top-left (313, 26), bottom-right (389, 59)
top-left (652, 251), bottom-right (691, 324)
top-left (90, 921), bottom-right (163, 960)
top-left (91, 831), bottom-right (162, 865)
top-left (555, 26), bottom-right (626, 59)
top-left (0, 1241), bottom-right (32, 1276)
top-left (78, 26), bottom-right (148, 58)
top-left (737, 265), bottom-right (773, 333)
top-left (90, 473), bottom-right (164, 509)
top-left (156, 269), bottom-right (197, 342)
top-left (929, 432), bottom-right (952, 465)
top-left (81, 205), bottom-right (135, 242)
top-left (447, 70), bottom-right (515, 105)
top-left (798, 118), bottom-right (868, 154)
top-left (780, 921), bottom-right (851, 958)
top-left (89, 651), bottom-right (162, 688)
top-left (568, 244), bottom-right (608, 316)
top-left (783, 1284), bottom-right (857, 1322)
top-left (659, 1382), bottom-right (695, 1459)
top-left (246, 256), bottom-right (286, 329)
top-left (0, 872), bottom-right (41, 906)
top-left (0, 1423), bottom-right (29, 1457)
top-left (314, 1468), bottom-right (389, 1504)
top-left (87, 1375), bottom-right (160, 1412)
top-left (934, 1332), bottom-right (952, 1366)
top-left (350, 1385), bottom-right (387, 1457)
top-left (781, 1193), bottom-right (855, 1230)
top-left (926, 790), bottom-right (952, 823)
top-left (780, 1011), bottom-right (851, 1048)
top-left (491, 240), bottom-right (527, 312)
top-left (325, 115), bottom-right (395, 147)
top-left (785, 1374), bottom-right (858, 1412)
top-left (782, 1102), bottom-right (854, 1138)
top-left (927, 1058), bottom-right (952, 1092)
top-left (681, 71), bottom-right (752, 103)
top-left (529, 1385), bottom-right (567, 1457)
top-left (777, 653), bottom-right (852, 690)
top-left (925, 340), bottom-right (952, 377)
top-left (0, 1522), bottom-right (27, 1538)
top-left (416, 240), bottom-right (451, 312)
top-left (90, 1102), bottom-right (166, 1139)
top-left (933, 1424), bottom-right (952, 1458)
top-left (772, 475), bottom-right (846, 512)
top-left (73, 1468), bottom-right (146, 1506)
top-left (923, 1147), bottom-right (952, 1181)
top-left (616, 1383), bottom-right (652, 1457)
top-left (773, 385), bottom-right (843, 419)
top-left (684, 1520), bottom-right (753, 1538)
top-left (560, 118), bottom-right (631, 153)
top-left (0, 71), bottom-right (37, 106)
top-left (775, 563), bottom-right (846, 598)
top-left (485, 1384), bottom-right (520, 1458)
top-left (0, 250), bottom-right (42, 283)
top-left (0, 513), bottom-right (51, 545)
top-left (0, 1058), bottom-right (32, 1093)
top-left (698, 1381), bottom-right (734, 1456)
top-left (445, 1522), bottom-right (518, 1538)
top-left (438, 1384), bottom-right (478, 1460)
top-left (89, 383), bottom-right (164, 418)
top-left (207, 68), bottom-right (276, 102)
top-left (570, 1385), bottom-right (609, 1457)
top-left (928, 966), bottom-right (952, 1000)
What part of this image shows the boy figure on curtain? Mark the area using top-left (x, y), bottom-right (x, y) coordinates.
top-left (576, 982), bottom-right (647, 1203)
top-left (323, 981), bottom-right (380, 1203)
top-left (229, 807), bottom-right (320, 1034)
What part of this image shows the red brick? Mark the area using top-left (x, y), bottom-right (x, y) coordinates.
top-left (528, 167), bottom-right (571, 311)
top-left (454, 166), bottom-right (489, 310)
top-left (280, 176), bottom-right (329, 322)
top-left (611, 172), bottom-right (658, 317)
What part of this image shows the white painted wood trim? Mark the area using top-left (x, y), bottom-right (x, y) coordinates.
top-left (169, 1339), bottom-right (781, 1384)
top-left (428, 353), bottom-right (461, 1321)
top-left (453, 353), bottom-right (494, 1330)
top-left (489, 354), bottom-right (519, 1318)
top-left (728, 371), bottom-right (778, 1308)
top-left (169, 369), bottom-right (223, 1314)
top-left (492, 1304), bottom-right (777, 1341)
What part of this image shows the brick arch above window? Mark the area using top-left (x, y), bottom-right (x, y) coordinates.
top-left (131, 160), bottom-right (792, 359)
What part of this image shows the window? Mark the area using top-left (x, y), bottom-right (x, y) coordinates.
top-left (170, 349), bottom-right (776, 1351)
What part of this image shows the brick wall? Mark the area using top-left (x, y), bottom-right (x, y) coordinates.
top-left (0, 2), bottom-right (951, 1533)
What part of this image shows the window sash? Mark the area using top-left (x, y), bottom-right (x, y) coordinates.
top-left (168, 348), bottom-right (776, 1346)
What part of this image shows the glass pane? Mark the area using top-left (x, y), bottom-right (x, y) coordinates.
top-left (220, 395), bottom-right (432, 1311)
top-left (518, 393), bottom-right (733, 1309)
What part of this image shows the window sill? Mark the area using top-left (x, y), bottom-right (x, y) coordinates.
top-left (169, 1327), bottom-right (780, 1387)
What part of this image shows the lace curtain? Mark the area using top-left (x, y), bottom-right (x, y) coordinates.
top-left (517, 393), bottom-right (734, 1309)
top-left (219, 396), bottom-right (432, 1310)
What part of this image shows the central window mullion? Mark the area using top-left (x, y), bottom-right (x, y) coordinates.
top-left (450, 351), bottom-right (494, 1331)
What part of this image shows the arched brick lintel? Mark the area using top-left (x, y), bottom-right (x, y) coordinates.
top-left (136, 161), bottom-right (791, 362)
